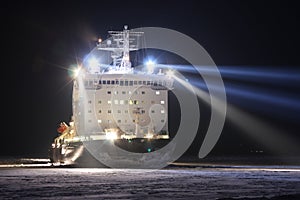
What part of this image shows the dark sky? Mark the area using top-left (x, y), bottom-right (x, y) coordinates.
top-left (2, 1), bottom-right (300, 157)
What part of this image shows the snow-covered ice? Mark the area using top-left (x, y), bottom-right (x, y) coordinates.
top-left (0, 166), bottom-right (299, 199)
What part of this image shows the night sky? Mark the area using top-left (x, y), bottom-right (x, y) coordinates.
top-left (3, 1), bottom-right (300, 158)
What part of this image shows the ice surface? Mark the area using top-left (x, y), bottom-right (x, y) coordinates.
top-left (0, 166), bottom-right (299, 199)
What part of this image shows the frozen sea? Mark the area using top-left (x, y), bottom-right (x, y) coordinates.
top-left (0, 157), bottom-right (300, 200)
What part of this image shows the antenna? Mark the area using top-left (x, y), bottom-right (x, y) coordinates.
top-left (97, 25), bottom-right (144, 72)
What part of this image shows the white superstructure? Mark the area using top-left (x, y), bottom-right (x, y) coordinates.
top-left (72, 25), bottom-right (174, 141)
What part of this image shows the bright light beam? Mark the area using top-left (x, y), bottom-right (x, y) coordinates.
top-left (173, 74), bottom-right (300, 157)
top-left (187, 77), bottom-right (300, 122)
top-left (162, 64), bottom-right (300, 86)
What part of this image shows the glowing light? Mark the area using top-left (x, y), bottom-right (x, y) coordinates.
top-left (106, 131), bottom-right (118, 140)
top-left (145, 59), bottom-right (155, 73)
top-left (145, 60), bottom-right (155, 66)
top-left (145, 133), bottom-right (154, 139)
top-left (173, 74), bottom-right (300, 157)
top-left (73, 67), bottom-right (81, 77)
top-left (68, 65), bottom-right (82, 78)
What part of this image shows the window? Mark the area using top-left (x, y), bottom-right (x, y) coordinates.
top-left (117, 120), bottom-right (121, 123)
top-left (98, 100), bottom-right (102, 104)
top-left (107, 80), bottom-right (110, 85)
top-left (151, 110), bottom-right (155, 113)
top-left (161, 110), bottom-right (165, 114)
top-left (111, 80), bottom-right (115, 85)
top-left (125, 110), bottom-right (128, 114)
top-left (122, 91), bottom-right (126, 94)
top-left (125, 80), bottom-right (128, 86)
top-left (114, 91), bottom-right (118, 95)
top-left (98, 119), bottom-right (102, 123)
top-left (108, 110), bottom-right (112, 114)
top-left (107, 91), bottom-right (111, 94)
top-left (129, 81), bottom-right (133, 86)
top-left (156, 91), bottom-right (160, 95)
top-left (142, 91), bottom-right (145, 94)
top-left (160, 100), bottom-right (165, 104)
top-left (107, 100), bottom-right (111, 104)
top-left (88, 110), bottom-right (92, 113)
top-left (102, 80), bottom-right (106, 84)
top-left (151, 100), bottom-right (155, 104)
top-left (98, 110), bottom-right (101, 113)
top-left (114, 100), bottom-right (118, 104)
top-left (120, 100), bottom-right (124, 105)
top-left (88, 100), bottom-right (92, 104)
top-left (129, 100), bottom-right (139, 105)
top-left (161, 119), bottom-right (165, 123)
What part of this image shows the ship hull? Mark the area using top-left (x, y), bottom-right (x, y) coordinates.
top-left (49, 139), bottom-right (170, 167)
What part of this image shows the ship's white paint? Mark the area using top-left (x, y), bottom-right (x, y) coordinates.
top-left (72, 25), bottom-right (174, 140)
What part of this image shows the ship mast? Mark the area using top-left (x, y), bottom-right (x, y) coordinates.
top-left (121, 25), bottom-right (130, 69)
top-left (97, 25), bottom-right (144, 72)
